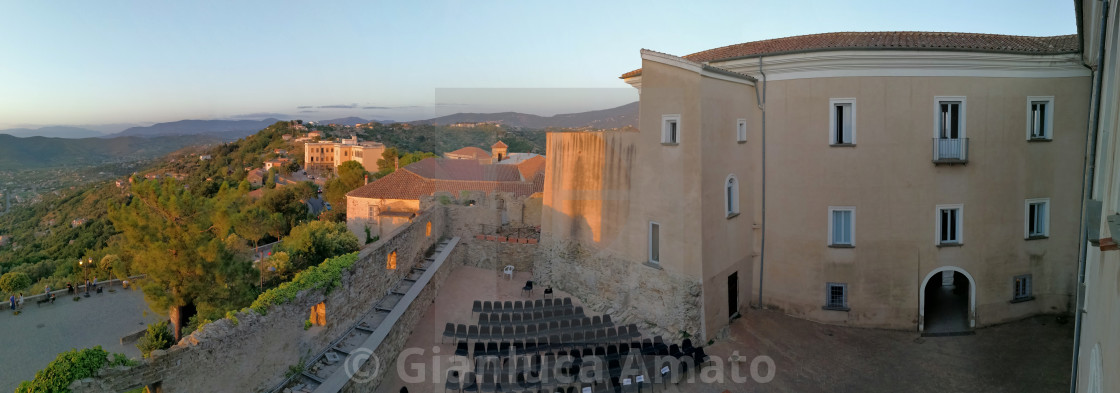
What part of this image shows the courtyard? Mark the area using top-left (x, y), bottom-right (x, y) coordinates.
top-left (372, 265), bottom-right (1074, 393)
top-left (0, 285), bottom-right (161, 392)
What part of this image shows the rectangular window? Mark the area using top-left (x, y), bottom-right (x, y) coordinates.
top-left (1027, 96), bottom-right (1054, 140)
top-left (369, 205), bottom-right (379, 218)
top-left (1025, 198), bottom-right (1050, 239)
top-left (725, 176), bottom-right (739, 217)
top-left (828, 207), bottom-right (855, 247)
top-left (936, 204), bottom-right (963, 246)
top-left (824, 282), bottom-right (848, 310)
top-left (736, 119), bottom-right (747, 143)
top-left (649, 221), bottom-right (660, 264)
top-left (661, 115), bottom-right (680, 145)
top-left (1013, 274), bottom-right (1033, 301)
top-left (935, 97), bottom-right (966, 139)
top-left (829, 99), bottom-right (856, 145)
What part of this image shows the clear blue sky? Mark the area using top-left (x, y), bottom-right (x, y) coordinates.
top-left (0, 0), bottom-right (1078, 131)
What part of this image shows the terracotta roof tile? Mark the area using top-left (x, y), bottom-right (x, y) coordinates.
top-left (444, 146), bottom-right (491, 160)
top-left (403, 158), bottom-right (522, 182)
top-left (620, 31), bottom-right (1080, 79)
top-left (513, 155), bottom-right (545, 181)
top-left (492, 140), bottom-right (508, 148)
top-left (346, 158), bottom-right (542, 200)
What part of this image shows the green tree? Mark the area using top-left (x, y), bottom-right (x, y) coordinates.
top-left (375, 147), bottom-right (400, 176)
top-left (322, 160), bottom-right (367, 217)
top-left (399, 151), bottom-right (437, 167)
top-left (278, 221), bottom-right (360, 271)
top-left (0, 271), bottom-right (32, 294)
top-left (99, 254), bottom-right (121, 285)
top-left (108, 179), bottom-right (257, 319)
top-left (265, 167), bottom-right (278, 189)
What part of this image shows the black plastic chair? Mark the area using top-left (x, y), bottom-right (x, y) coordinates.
top-left (481, 325), bottom-right (494, 341)
top-left (468, 325), bottom-right (480, 342)
top-left (456, 324), bottom-right (469, 341)
top-left (473, 342), bottom-right (487, 359)
top-left (501, 313), bottom-right (512, 325)
top-left (480, 314), bottom-right (490, 326)
top-left (514, 300), bottom-right (524, 311)
top-left (534, 299), bottom-right (544, 309)
top-left (681, 338), bottom-right (695, 356)
top-left (562, 297), bottom-right (572, 308)
top-left (494, 301), bottom-right (504, 313)
top-left (591, 316), bottom-right (602, 328)
top-left (446, 369), bottom-right (461, 393)
top-left (543, 286), bottom-right (553, 299)
top-left (483, 301), bottom-right (493, 314)
top-left (668, 344), bottom-right (684, 359)
top-left (626, 324), bottom-right (640, 340)
top-left (526, 324), bottom-right (537, 338)
top-left (456, 340), bottom-right (470, 357)
top-left (472, 300), bottom-right (483, 316)
top-left (573, 306), bottom-right (584, 318)
top-left (602, 315), bottom-right (613, 327)
top-left (504, 301), bottom-right (514, 311)
top-left (534, 311), bottom-right (544, 321)
top-left (513, 313), bottom-right (523, 324)
top-left (462, 372), bottom-right (479, 393)
top-left (443, 323), bottom-right (456, 344)
top-left (522, 281), bottom-right (534, 297)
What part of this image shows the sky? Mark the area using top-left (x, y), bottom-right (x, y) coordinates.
top-left (0, 0), bottom-right (1078, 132)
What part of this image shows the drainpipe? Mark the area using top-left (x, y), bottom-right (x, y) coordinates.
top-left (755, 57), bottom-right (768, 308)
top-left (1071, 1), bottom-right (1109, 391)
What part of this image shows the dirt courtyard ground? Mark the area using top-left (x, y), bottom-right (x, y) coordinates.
top-left (371, 265), bottom-right (1074, 393)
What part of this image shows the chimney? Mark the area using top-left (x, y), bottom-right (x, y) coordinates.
top-left (394, 156), bottom-right (399, 171)
top-left (364, 175), bottom-right (368, 185)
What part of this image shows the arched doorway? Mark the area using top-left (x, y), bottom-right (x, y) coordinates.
top-left (919, 266), bottom-right (975, 335)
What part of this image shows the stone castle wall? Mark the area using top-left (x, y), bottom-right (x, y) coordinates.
top-left (71, 207), bottom-right (450, 393)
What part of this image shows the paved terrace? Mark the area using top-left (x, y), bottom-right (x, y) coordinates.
top-left (369, 265), bottom-right (1073, 393)
top-left (0, 285), bottom-right (161, 393)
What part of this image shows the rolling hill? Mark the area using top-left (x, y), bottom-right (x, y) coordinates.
top-left (104, 118), bottom-right (281, 138)
top-left (415, 101), bottom-right (638, 129)
top-left (0, 134), bottom-right (224, 170)
top-left (0, 126), bottom-right (105, 138)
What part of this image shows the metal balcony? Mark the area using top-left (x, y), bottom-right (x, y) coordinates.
top-left (933, 138), bottom-right (968, 164)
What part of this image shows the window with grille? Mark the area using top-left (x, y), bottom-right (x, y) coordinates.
top-left (825, 282), bottom-right (848, 310)
top-left (1013, 274), bottom-right (1032, 301)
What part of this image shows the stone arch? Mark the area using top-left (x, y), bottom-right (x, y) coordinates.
top-left (918, 265), bottom-right (976, 332)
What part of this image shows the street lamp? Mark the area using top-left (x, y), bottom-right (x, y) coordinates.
top-left (79, 257), bottom-right (91, 296)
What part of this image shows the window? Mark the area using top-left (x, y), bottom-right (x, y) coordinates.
top-left (824, 282), bottom-right (848, 310)
top-left (387, 251), bottom-right (397, 270)
top-left (1027, 96), bottom-right (1054, 140)
top-left (648, 221), bottom-right (660, 264)
top-left (936, 204), bottom-right (963, 246)
top-left (736, 118), bottom-right (747, 143)
top-left (661, 115), bottom-right (680, 145)
top-left (426, 221), bottom-right (432, 237)
top-left (725, 175), bottom-right (740, 217)
top-left (368, 205), bottom-right (379, 218)
top-left (1013, 274), bottom-right (1033, 302)
top-left (829, 98), bottom-right (856, 145)
top-left (828, 207), bottom-right (855, 247)
top-left (1025, 198), bottom-right (1050, 239)
top-left (935, 97), bottom-right (966, 139)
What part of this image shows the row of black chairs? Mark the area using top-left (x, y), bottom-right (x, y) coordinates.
top-left (445, 320), bottom-right (629, 345)
top-left (451, 326), bottom-right (647, 359)
top-left (477, 308), bottom-right (587, 327)
top-left (444, 341), bottom-right (712, 392)
top-left (472, 298), bottom-right (574, 316)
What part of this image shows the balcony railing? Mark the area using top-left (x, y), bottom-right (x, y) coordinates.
top-left (933, 138), bottom-right (968, 164)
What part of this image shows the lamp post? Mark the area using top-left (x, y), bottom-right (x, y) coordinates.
top-left (79, 257), bottom-right (91, 296)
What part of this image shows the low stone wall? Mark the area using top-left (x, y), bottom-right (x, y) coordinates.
top-left (70, 207), bottom-right (450, 393)
top-left (459, 237), bottom-right (537, 274)
top-left (342, 241), bottom-right (465, 393)
top-left (534, 237), bottom-right (702, 339)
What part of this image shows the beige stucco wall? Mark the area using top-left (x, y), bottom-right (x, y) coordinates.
top-left (346, 196), bottom-right (420, 239)
top-left (756, 75), bottom-right (1089, 329)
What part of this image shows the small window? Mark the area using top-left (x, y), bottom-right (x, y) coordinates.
top-left (649, 221), bottom-right (660, 264)
top-left (935, 97), bottom-right (966, 139)
top-left (1027, 96), bottom-right (1054, 140)
top-left (936, 204), bottom-right (963, 246)
top-left (369, 205), bottom-right (379, 218)
top-left (824, 282), bottom-right (848, 310)
top-left (736, 119), bottom-right (747, 143)
top-left (829, 99), bottom-right (856, 145)
top-left (1025, 198), bottom-right (1050, 239)
top-left (1013, 274), bottom-right (1033, 301)
top-left (387, 251), bottom-right (397, 270)
top-left (828, 207), bottom-right (855, 247)
top-left (725, 175), bottom-right (740, 217)
top-left (661, 115), bottom-right (680, 145)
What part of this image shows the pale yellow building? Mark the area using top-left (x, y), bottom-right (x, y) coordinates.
top-left (540, 32), bottom-right (1091, 340)
top-left (1072, 1), bottom-right (1118, 392)
top-left (304, 136), bottom-right (386, 174)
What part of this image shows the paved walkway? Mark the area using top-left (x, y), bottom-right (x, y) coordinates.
top-left (0, 286), bottom-right (161, 392)
top-left (372, 265), bottom-right (1074, 393)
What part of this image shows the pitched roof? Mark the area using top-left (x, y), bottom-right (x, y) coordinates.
top-left (404, 158), bottom-right (522, 182)
top-left (620, 32), bottom-right (1080, 79)
top-left (444, 146), bottom-right (491, 160)
top-left (512, 155), bottom-right (545, 181)
top-left (492, 140), bottom-right (508, 148)
top-left (346, 157), bottom-right (542, 200)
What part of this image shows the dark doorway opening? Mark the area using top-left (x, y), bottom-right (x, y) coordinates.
top-left (728, 272), bottom-right (739, 319)
top-left (923, 271), bottom-right (972, 336)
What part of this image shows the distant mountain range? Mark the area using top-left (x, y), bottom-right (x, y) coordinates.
top-left (416, 101), bottom-right (638, 129)
top-left (0, 126), bottom-right (106, 138)
top-left (105, 118), bottom-right (283, 139)
top-left (0, 134), bottom-right (224, 170)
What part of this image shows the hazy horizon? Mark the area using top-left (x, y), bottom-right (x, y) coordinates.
top-left (0, 0), bottom-right (1076, 133)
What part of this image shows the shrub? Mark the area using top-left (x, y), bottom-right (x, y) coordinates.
top-left (136, 321), bottom-right (174, 358)
top-left (16, 346), bottom-right (132, 392)
top-left (250, 252), bottom-right (358, 315)
top-left (0, 271), bottom-right (32, 294)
